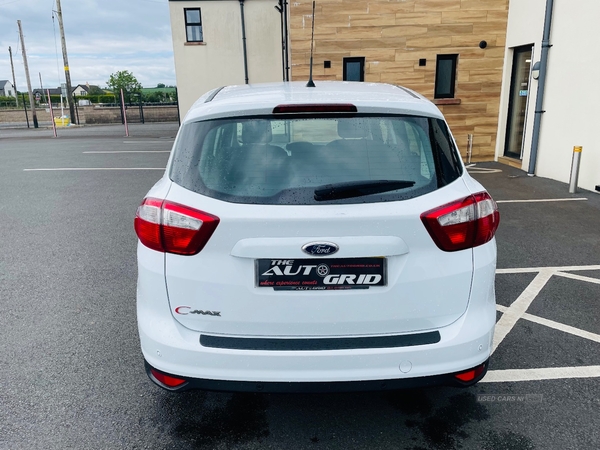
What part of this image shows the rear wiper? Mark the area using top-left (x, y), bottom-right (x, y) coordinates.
top-left (314, 180), bottom-right (415, 201)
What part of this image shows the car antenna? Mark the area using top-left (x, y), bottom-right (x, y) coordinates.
top-left (306, 1), bottom-right (316, 88)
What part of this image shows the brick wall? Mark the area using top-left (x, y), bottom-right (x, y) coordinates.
top-left (0, 108), bottom-right (53, 124)
top-left (290, 0), bottom-right (509, 161)
top-left (83, 105), bottom-right (179, 124)
top-left (0, 105), bottom-right (179, 125)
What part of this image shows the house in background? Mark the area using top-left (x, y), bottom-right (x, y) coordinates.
top-left (72, 84), bottom-right (90, 96)
top-left (495, 0), bottom-right (599, 192)
top-left (168, 0), bottom-right (284, 117)
top-left (289, 0), bottom-right (509, 161)
top-left (71, 84), bottom-right (102, 96)
top-left (0, 80), bottom-right (16, 98)
top-left (32, 87), bottom-right (61, 97)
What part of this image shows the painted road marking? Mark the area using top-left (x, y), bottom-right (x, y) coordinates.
top-left (482, 366), bottom-right (600, 383)
top-left (83, 151), bottom-right (171, 154)
top-left (492, 270), bottom-right (554, 354)
top-left (467, 164), bottom-right (502, 174)
top-left (497, 265), bottom-right (600, 274)
top-left (489, 265), bottom-right (600, 382)
top-left (122, 140), bottom-right (174, 144)
top-left (496, 198), bottom-right (587, 204)
top-left (496, 305), bottom-right (600, 344)
top-left (24, 168), bottom-right (165, 171)
top-left (554, 271), bottom-right (600, 285)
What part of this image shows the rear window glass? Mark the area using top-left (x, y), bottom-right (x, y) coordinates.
top-left (170, 115), bottom-right (462, 205)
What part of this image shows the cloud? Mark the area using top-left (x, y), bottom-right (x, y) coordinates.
top-left (0, 0), bottom-right (175, 90)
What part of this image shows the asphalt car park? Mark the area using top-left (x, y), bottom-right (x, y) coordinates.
top-left (0, 124), bottom-right (598, 449)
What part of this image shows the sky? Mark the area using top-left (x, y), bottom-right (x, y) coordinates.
top-left (0, 0), bottom-right (175, 92)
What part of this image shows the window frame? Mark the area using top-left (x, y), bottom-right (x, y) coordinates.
top-left (343, 57), bottom-right (365, 82)
top-left (184, 8), bottom-right (203, 43)
top-left (434, 54), bottom-right (458, 99)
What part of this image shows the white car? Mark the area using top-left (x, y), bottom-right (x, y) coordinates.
top-left (135, 81), bottom-right (499, 392)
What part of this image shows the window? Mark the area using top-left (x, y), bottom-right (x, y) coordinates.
top-left (169, 115), bottom-right (462, 205)
top-left (343, 57), bottom-right (365, 82)
top-left (434, 55), bottom-right (458, 98)
top-left (184, 8), bottom-right (203, 42)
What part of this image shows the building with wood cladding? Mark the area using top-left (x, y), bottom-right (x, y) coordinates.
top-left (289, 0), bottom-right (509, 161)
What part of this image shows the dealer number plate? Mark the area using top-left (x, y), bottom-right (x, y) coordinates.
top-left (256, 258), bottom-right (386, 291)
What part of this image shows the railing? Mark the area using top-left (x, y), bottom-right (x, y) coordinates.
top-left (0, 101), bottom-right (178, 109)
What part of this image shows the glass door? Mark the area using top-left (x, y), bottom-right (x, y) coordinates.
top-left (504, 45), bottom-right (533, 159)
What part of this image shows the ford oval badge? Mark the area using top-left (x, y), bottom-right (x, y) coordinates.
top-left (302, 242), bottom-right (339, 256)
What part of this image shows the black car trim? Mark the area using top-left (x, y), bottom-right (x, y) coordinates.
top-left (199, 331), bottom-right (441, 351)
top-left (204, 86), bottom-right (225, 103)
top-left (394, 85), bottom-right (420, 99)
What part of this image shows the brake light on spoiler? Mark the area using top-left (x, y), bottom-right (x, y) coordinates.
top-left (421, 192), bottom-right (500, 252)
top-left (273, 103), bottom-right (357, 114)
top-left (134, 197), bottom-right (220, 255)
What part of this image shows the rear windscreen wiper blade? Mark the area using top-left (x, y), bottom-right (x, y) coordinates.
top-left (314, 180), bottom-right (415, 201)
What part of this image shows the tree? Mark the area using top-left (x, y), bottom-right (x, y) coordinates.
top-left (156, 83), bottom-right (166, 88)
top-left (106, 70), bottom-right (142, 102)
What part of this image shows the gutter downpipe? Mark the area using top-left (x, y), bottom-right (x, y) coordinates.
top-left (239, 0), bottom-right (249, 84)
top-left (283, 0), bottom-right (289, 81)
top-left (276, 1), bottom-right (285, 80)
top-left (528, 0), bottom-right (555, 175)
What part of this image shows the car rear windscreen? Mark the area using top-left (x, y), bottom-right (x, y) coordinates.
top-left (169, 115), bottom-right (462, 205)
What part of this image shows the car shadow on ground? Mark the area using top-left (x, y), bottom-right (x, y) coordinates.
top-left (149, 386), bottom-right (534, 450)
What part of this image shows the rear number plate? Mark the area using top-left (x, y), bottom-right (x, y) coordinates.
top-left (256, 258), bottom-right (386, 291)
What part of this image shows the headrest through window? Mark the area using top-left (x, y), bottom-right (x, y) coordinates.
top-left (241, 120), bottom-right (273, 144)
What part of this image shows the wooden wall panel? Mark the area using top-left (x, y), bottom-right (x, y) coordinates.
top-left (289, 0), bottom-right (509, 161)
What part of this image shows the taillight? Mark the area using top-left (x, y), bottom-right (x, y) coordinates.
top-left (421, 192), bottom-right (499, 252)
top-left (272, 103), bottom-right (357, 114)
top-left (454, 363), bottom-right (486, 382)
top-left (150, 368), bottom-right (187, 388)
top-left (134, 197), bottom-right (219, 255)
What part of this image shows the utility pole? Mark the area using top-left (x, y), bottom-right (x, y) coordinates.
top-left (55, 0), bottom-right (76, 124)
top-left (17, 20), bottom-right (38, 128)
top-left (39, 72), bottom-right (46, 103)
top-left (8, 46), bottom-right (18, 107)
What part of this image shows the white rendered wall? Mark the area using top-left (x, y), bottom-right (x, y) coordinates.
top-left (169, 0), bottom-right (283, 118)
top-left (535, 0), bottom-right (600, 192)
top-left (497, 0), bottom-right (600, 192)
top-left (495, 0), bottom-right (545, 172)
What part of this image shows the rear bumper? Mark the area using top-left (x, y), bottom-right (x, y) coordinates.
top-left (138, 278), bottom-right (495, 390)
top-left (145, 359), bottom-right (489, 393)
top-left (137, 238), bottom-right (497, 392)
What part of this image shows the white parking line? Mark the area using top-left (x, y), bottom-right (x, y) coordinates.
top-left (492, 270), bottom-right (554, 354)
top-left (466, 165), bottom-right (503, 174)
top-left (83, 151), bottom-right (170, 154)
top-left (490, 265), bottom-right (600, 382)
top-left (122, 140), bottom-right (174, 144)
top-left (496, 198), bottom-right (587, 204)
top-left (23, 168), bottom-right (165, 171)
top-left (482, 366), bottom-right (600, 383)
top-left (554, 271), bottom-right (600, 285)
top-left (497, 265), bottom-right (600, 274)
top-left (497, 305), bottom-right (600, 344)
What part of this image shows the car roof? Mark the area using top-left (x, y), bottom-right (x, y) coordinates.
top-left (184, 81), bottom-right (444, 123)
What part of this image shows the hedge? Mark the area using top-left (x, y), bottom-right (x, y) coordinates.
top-left (0, 95), bottom-right (17, 107)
